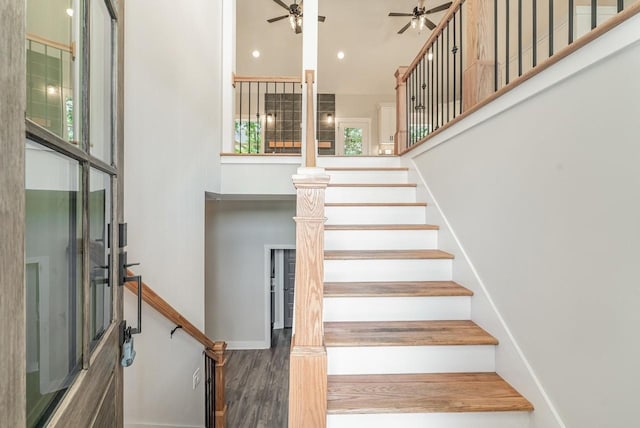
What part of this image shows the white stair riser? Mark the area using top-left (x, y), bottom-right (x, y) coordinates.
top-left (327, 412), bottom-right (531, 428)
top-left (326, 187), bottom-right (416, 203)
top-left (325, 206), bottom-right (426, 225)
top-left (327, 345), bottom-right (495, 375)
top-left (328, 171), bottom-right (408, 184)
top-left (325, 229), bottom-right (438, 250)
top-left (325, 259), bottom-right (452, 282)
top-left (318, 157), bottom-right (402, 168)
top-left (324, 296), bottom-right (470, 322)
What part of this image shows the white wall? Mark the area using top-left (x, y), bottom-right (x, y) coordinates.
top-left (335, 93), bottom-right (395, 154)
top-left (407, 18), bottom-right (640, 428)
top-left (123, 0), bottom-right (222, 426)
top-left (205, 200), bottom-right (296, 349)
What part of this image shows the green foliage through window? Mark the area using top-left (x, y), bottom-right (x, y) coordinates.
top-left (234, 120), bottom-right (262, 154)
top-left (344, 127), bottom-right (363, 156)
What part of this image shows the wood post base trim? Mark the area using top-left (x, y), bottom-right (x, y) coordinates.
top-left (289, 344), bottom-right (328, 428)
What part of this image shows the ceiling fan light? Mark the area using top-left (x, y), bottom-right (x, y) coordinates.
top-left (419, 16), bottom-right (426, 31)
top-left (289, 15), bottom-right (297, 31)
top-left (411, 17), bottom-right (418, 29)
top-left (297, 16), bottom-right (302, 26)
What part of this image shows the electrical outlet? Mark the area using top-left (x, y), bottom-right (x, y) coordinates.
top-left (192, 367), bottom-right (201, 390)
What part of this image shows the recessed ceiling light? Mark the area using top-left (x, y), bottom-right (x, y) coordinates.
top-left (66, 8), bottom-right (74, 17)
top-left (252, 50), bottom-right (260, 58)
top-left (337, 51), bottom-right (345, 60)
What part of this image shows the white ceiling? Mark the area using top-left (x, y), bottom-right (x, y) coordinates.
top-left (236, 0), bottom-right (453, 95)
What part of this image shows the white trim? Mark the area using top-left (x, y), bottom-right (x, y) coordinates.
top-left (220, 155), bottom-right (302, 164)
top-left (263, 244), bottom-right (296, 348)
top-left (273, 250), bottom-right (285, 330)
top-left (409, 161), bottom-right (567, 428)
top-left (401, 13), bottom-right (640, 161)
top-left (226, 340), bottom-right (271, 351)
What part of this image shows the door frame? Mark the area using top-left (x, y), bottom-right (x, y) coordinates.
top-left (334, 117), bottom-right (372, 156)
top-left (263, 245), bottom-right (295, 347)
top-left (0, 0), bottom-right (27, 424)
top-left (3, 0), bottom-right (126, 425)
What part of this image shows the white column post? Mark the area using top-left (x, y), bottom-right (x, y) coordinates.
top-left (301, 0), bottom-right (318, 166)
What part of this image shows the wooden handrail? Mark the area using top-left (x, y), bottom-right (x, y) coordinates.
top-left (26, 33), bottom-right (74, 55)
top-left (124, 269), bottom-right (226, 360)
top-left (304, 69), bottom-right (316, 168)
top-left (232, 74), bottom-right (302, 85)
top-left (397, 0), bottom-right (640, 156)
top-left (402, 0), bottom-right (463, 82)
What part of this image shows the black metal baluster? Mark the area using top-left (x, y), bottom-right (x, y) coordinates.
top-left (618, 0), bottom-right (624, 13)
top-left (405, 74), bottom-right (409, 147)
top-left (239, 82), bottom-right (244, 153)
top-left (518, 0), bottom-right (523, 76)
top-left (453, 11), bottom-right (457, 118)
top-left (591, 0), bottom-right (597, 30)
top-left (494, 0), bottom-right (498, 91)
top-left (440, 34), bottom-right (444, 128)
top-left (569, 0), bottom-right (574, 44)
top-left (431, 46), bottom-right (435, 130)
top-left (256, 81), bottom-right (261, 153)
top-left (420, 58), bottom-right (424, 140)
top-left (459, 5), bottom-right (463, 115)
top-left (279, 83), bottom-right (283, 152)
top-left (549, 0), bottom-right (554, 57)
top-left (533, 0), bottom-right (538, 67)
top-left (290, 82), bottom-right (294, 150)
top-left (506, 0), bottom-right (510, 85)
top-left (248, 82), bottom-right (252, 154)
top-left (447, 22), bottom-right (450, 122)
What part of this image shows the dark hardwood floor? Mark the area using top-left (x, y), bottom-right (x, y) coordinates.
top-left (225, 329), bottom-right (291, 428)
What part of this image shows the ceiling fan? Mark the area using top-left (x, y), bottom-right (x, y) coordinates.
top-left (267, 0), bottom-right (326, 34)
top-left (388, 0), bottom-right (453, 34)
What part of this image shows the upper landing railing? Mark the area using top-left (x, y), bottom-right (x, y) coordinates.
top-left (395, 0), bottom-right (640, 154)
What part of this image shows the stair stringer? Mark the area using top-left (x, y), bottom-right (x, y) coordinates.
top-left (403, 158), bottom-right (565, 428)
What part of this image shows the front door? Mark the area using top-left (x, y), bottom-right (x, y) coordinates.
top-left (283, 250), bottom-right (296, 329)
top-left (1, 0), bottom-right (125, 425)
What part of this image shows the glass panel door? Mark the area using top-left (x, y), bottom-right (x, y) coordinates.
top-left (25, 140), bottom-right (83, 427)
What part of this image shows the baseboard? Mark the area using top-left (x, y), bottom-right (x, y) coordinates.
top-left (226, 340), bottom-right (270, 350)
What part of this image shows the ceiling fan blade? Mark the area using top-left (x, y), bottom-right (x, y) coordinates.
top-left (295, 24), bottom-right (302, 34)
top-left (318, 15), bottom-right (326, 22)
top-left (272, 0), bottom-right (290, 11)
top-left (389, 12), bottom-right (414, 17)
top-left (398, 21), bottom-right (412, 34)
top-left (267, 14), bottom-right (289, 23)
top-left (425, 18), bottom-right (437, 30)
top-left (425, 2), bottom-right (453, 14)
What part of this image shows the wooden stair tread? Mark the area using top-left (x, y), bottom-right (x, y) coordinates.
top-left (325, 202), bottom-right (427, 207)
top-left (324, 320), bottom-right (497, 347)
top-left (327, 372), bottom-right (534, 414)
top-left (324, 281), bottom-right (472, 297)
top-left (324, 167), bottom-right (409, 171)
top-left (327, 183), bottom-right (417, 187)
top-left (325, 224), bottom-right (439, 231)
top-left (325, 250), bottom-right (454, 260)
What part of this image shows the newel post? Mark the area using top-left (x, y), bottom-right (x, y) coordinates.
top-left (394, 66), bottom-right (408, 154)
top-left (463, 0), bottom-right (496, 111)
top-left (288, 168), bottom-right (330, 428)
top-left (212, 343), bottom-right (227, 428)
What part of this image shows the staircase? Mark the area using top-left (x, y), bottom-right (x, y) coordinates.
top-left (318, 157), bottom-right (533, 428)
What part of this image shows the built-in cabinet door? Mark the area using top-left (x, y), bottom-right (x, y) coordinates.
top-left (284, 250), bottom-right (296, 329)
